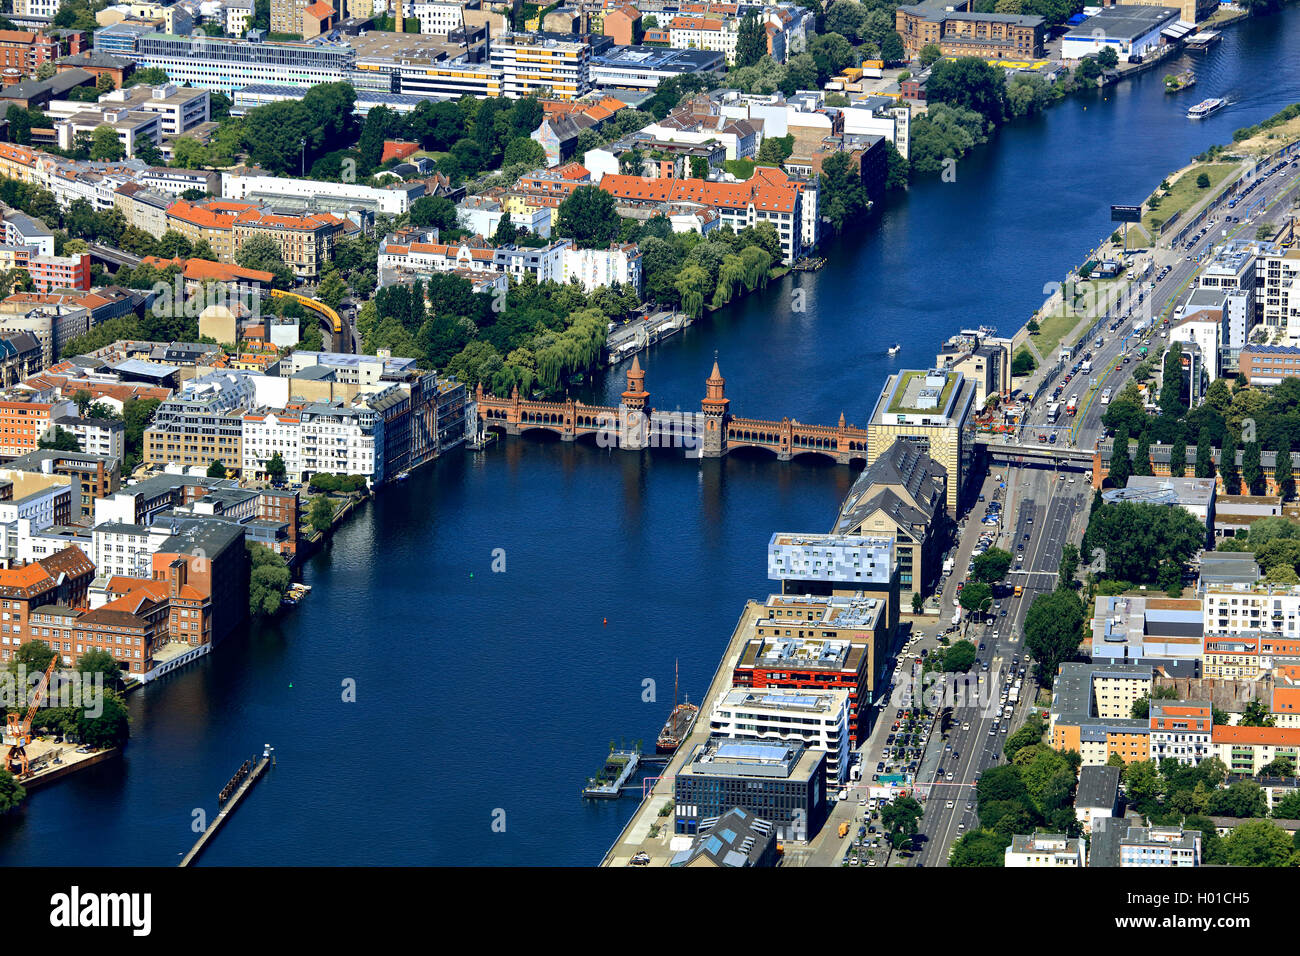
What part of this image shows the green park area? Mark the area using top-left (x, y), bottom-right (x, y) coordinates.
top-left (1143, 162), bottom-right (1237, 236)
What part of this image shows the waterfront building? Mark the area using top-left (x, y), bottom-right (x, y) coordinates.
top-left (668, 807), bottom-right (778, 867)
top-left (142, 371), bottom-right (285, 473)
top-left (0, 546), bottom-right (95, 666)
top-left (831, 440), bottom-right (948, 600)
top-left (1061, 6), bottom-right (1181, 64)
top-left (896, 0), bottom-right (1044, 60)
top-left (733, 623), bottom-right (876, 745)
top-left (1149, 700), bottom-right (1213, 767)
top-left (1049, 662), bottom-right (1154, 766)
top-left (597, 167), bottom-right (812, 263)
top-left (934, 329), bottom-right (1013, 407)
top-left (866, 368), bottom-right (976, 514)
top-left (709, 688), bottom-right (851, 784)
top-left (1004, 832), bottom-right (1086, 867)
top-left (1116, 0), bottom-right (1218, 27)
top-left (673, 736), bottom-right (828, 842)
top-left (149, 517), bottom-right (249, 645)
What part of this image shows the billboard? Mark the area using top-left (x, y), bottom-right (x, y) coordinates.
top-left (1111, 204), bottom-right (1142, 223)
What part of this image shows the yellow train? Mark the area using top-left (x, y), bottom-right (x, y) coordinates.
top-left (269, 288), bottom-right (341, 335)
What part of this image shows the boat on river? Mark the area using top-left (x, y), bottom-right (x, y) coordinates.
top-left (1187, 97), bottom-right (1224, 119)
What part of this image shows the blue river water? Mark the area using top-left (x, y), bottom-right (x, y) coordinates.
top-left (0, 11), bottom-right (1297, 865)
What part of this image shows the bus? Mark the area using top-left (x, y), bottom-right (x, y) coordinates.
top-left (1100, 388), bottom-right (1112, 406)
top-left (1046, 402), bottom-right (1060, 423)
top-left (1066, 395), bottom-right (1078, 415)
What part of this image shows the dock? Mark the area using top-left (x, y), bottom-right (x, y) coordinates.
top-left (583, 749), bottom-right (641, 799)
top-left (179, 753), bottom-right (271, 867)
top-left (606, 310), bottom-right (691, 366)
top-left (1185, 29), bottom-right (1221, 49)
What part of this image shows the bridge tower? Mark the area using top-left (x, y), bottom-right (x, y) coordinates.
top-left (700, 355), bottom-right (730, 458)
top-left (621, 354), bottom-right (651, 449)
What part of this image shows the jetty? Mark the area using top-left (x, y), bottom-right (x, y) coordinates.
top-left (583, 748), bottom-right (641, 799)
top-left (179, 749), bottom-right (273, 866)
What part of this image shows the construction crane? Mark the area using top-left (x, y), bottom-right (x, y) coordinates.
top-left (4, 655), bottom-right (58, 778)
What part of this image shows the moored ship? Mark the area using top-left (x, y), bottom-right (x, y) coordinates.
top-left (656, 661), bottom-right (699, 753)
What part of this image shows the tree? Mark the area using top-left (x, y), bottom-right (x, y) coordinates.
top-left (1207, 780), bottom-right (1269, 819)
top-left (1241, 700), bottom-right (1277, 728)
top-left (1012, 349), bottom-right (1036, 376)
top-left (1109, 426), bottom-right (1133, 489)
top-left (971, 548), bottom-right (1012, 584)
top-left (76, 648), bottom-right (124, 689)
top-left (1004, 716), bottom-right (1044, 761)
top-left (38, 425), bottom-right (80, 452)
top-left (1058, 543), bottom-right (1079, 591)
top-left (1195, 425), bottom-right (1215, 479)
top-left (949, 829), bottom-right (1009, 866)
top-left (925, 56), bottom-right (1006, 125)
top-left (1243, 440), bottom-right (1264, 495)
top-left (1083, 501), bottom-right (1207, 584)
top-left (310, 495), bottom-right (336, 534)
top-left (1159, 342), bottom-right (1186, 416)
top-left (265, 451), bottom-right (287, 484)
top-left (248, 542), bottom-right (291, 616)
top-left (1169, 436), bottom-right (1187, 478)
top-left (1023, 590), bottom-right (1085, 683)
top-left (881, 795), bottom-right (924, 850)
top-left (74, 687), bottom-right (130, 749)
top-left (1273, 792), bottom-right (1300, 819)
top-left (556, 186), bottom-right (618, 248)
top-left (911, 592), bottom-right (924, 614)
top-left (1076, 57), bottom-right (1103, 83)
top-left (207, 459), bottom-right (227, 478)
top-left (1277, 440), bottom-right (1295, 501)
top-left (1096, 46), bottom-right (1119, 69)
top-left (919, 43), bottom-right (943, 68)
top-left (409, 195), bottom-right (459, 232)
top-left (1132, 429), bottom-right (1153, 477)
top-left (959, 581), bottom-right (993, 615)
top-left (734, 11), bottom-right (767, 69)
top-left (1221, 429), bottom-right (1239, 493)
top-left (1196, 171), bottom-right (1211, 188)
top-left (1223, 819), bottom-right (1293, 866)
top-left (942, 640), bottom-right (977, 673)
top-left (0, 770), bottom-right (24, 814)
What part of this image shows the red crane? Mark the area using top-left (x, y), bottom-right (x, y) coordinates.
top-left (4, 655), bottom-right (58, 778)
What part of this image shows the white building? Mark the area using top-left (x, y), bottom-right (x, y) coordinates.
top-left (54, 415), bottom-right (126, 461)
top-left (1148, 700), bottom-right (1213, 767)
top-left (413, 0), bottom-right (463, 33)
top-left (1005, 832), bottom-right (1086, 867)
top-left (1169, 309), bottom-right (1223, 381)
top-left (91, 521), bottom-right (161, 580)
top-left (709, 688), bottom-right (851, 783)
top-left (300, 402), bottom-right (384, 483)
top-left (560, 243), bottom-right (642, 294)
top-left (1261, 248), bottom-right (1300, 340)
top-left (225, 0), bottom-right (254, 35)
top-left (767, 532), bottom-right (895, 589)
top-left (221, 171), bottom-right (419, 216)
top-left (242, 407), bottom-right (304, 482)
top-left (99, 84), bottom-right (211, 138)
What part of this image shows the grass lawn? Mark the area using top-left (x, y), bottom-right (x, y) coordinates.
top-left (1029, 311), bottom-right (1084, 361)
top-left (1143, 162), bottom-right (1237, 236)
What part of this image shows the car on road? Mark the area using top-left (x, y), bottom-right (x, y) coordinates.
top-left (946, 800), bottom-right (955, 809)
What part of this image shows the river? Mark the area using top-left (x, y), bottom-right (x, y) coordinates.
top-left (1, 9), bottom-right (1297, 865)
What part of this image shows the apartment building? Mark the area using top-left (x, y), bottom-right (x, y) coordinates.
top-left (598, 167), bottom-right (812, 264)
top-left (28, 252), bottom-right (91, 293)
top-left (7, 449), bottom-right (120, 522)
top-left (1050, 662), bottom-right (1154, 766)
top-left (1119, 825), bottom-right (1202, 867)
top-left (488, 34), bottom-right (592, 100)
top-left (1260, 248), bottom-right (1300, 339)
top-left (52, 414), bottom-right (125, 461)
top-left (299, 401), bottom-right (385, 484)
top-left (1148, 700), bottom-right (1213, 767)
top-left (142, 372), bottom-right (258, 472)
top-left (0, 332), bottom-right (43, 387)
top-left (165, 199), bottom-right (260, 262)
top-left (0, 305), bottom-right (90, 365)
top-left (221, 170), bottom-right (420, 217)
top-left (0, 396), bottom-right (74, 458)
top-left (413, 0), bottom-right (465, 33)
top-left (0, 29), bottom-right (83, 78)
top-left (1212, 724), bottom-right (1300, 776)
top-left (231, 210), bottom-right (345, 279)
